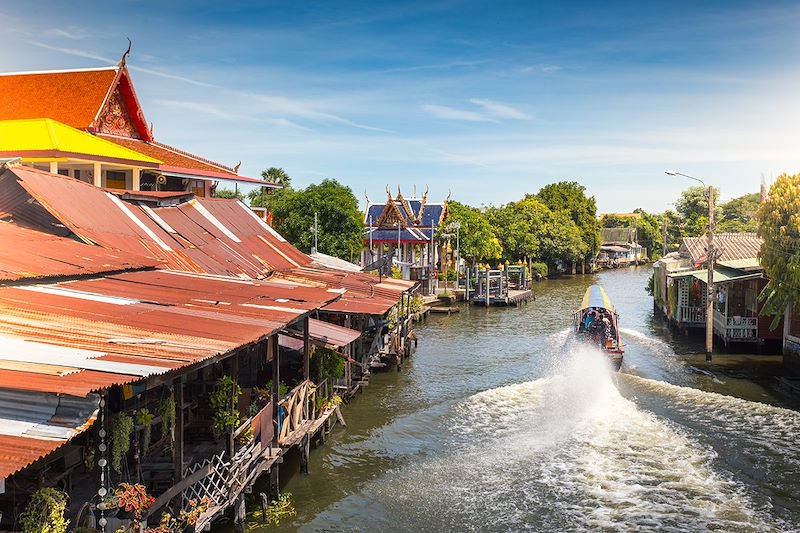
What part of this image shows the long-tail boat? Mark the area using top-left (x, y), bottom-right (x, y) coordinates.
top-left (574, 285), bottom-right (624, 370)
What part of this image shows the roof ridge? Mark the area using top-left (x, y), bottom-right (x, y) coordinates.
top-left (0, 66), bottom-right (118, 77)
top-left (148, 139), bottom-right (236, 174)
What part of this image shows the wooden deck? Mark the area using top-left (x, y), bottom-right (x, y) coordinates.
top-left (471, 289), bottom-right (534, 307)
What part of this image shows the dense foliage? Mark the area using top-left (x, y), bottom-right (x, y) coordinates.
top-left (437, 201), bottom-right (502, 263)
top-left (256, 178), bottom-right (362, 261)
top-left (20, 488), bottom-right (69, 533)
top-left (210, 375), bottom-right (241, 439)
top-left (212, 188), bottom-right (245, 200)
top-left (756, 173), bottom-right (800, 328)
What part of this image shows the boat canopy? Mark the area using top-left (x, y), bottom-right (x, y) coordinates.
top-left (579, 285), bottom-right (615, 312)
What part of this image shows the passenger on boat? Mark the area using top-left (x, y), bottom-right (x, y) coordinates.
top-left (583, 309), bottom-right (596, 331)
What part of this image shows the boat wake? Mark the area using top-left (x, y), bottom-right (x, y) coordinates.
top-left (305, 346), bottom-right (791, 533)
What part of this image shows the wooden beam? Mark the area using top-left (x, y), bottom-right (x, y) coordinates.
top-left (303, 315), bottom-right (310, 381)
top-left (173, 377), bottom-right (185, 482)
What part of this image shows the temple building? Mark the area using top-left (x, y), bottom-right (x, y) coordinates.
top-left (363, 187), bottom-right (448, 281)
top-left (0, 53), bottom-right (272, 195)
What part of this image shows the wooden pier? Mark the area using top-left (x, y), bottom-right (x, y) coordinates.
top-left (470, 265), bottom-right (535, 307)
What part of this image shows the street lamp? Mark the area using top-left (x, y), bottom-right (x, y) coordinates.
top-left (665, 170), bottom-right (715, 362)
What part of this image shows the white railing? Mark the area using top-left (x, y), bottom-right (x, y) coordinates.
top-left (714, 310), bottom-right (758, 341)
top-left (679, 306), bottom-right (705, 324)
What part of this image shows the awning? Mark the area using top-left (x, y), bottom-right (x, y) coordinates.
top-left (717, 258), bottom-right (761, 272)
top-left (0, 390), bottom-right (99, 479)
top-left (690, 266), bottom-right (763, 284)
top-left (279, 318), bottom-right (361, 350)
top-left (0, 118), bottom-right (161, 166)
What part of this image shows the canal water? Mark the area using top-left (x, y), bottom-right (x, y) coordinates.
top-left (249, 267), bottom-right (800, 532)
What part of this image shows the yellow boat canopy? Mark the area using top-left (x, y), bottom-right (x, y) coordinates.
top-left (580, 285), bottom-right (615, 312)
top-left (0, 118), bottom-right (161, 165)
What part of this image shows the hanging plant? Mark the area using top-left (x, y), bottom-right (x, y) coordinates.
top-left (310, 347), bottom-right (345, 383)
top-left (136, 408), bottom-right (155, 454)
top-left (20, 488), bottom-right (69, 533)
top-left (160, 394), bottom-right (176, 449)
top-left (209, 376), bottom-right (241, 439)
top-left (110, 412), bottom-right (133, 475)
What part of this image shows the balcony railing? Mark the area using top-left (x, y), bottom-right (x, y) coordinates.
top-left (714, 310), bottom-right (758, 342)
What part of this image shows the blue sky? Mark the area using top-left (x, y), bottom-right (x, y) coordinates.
top-left (2, 1), bottom-right (799, 212)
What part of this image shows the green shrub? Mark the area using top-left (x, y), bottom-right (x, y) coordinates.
top-left (530, 262), bottom-right (548, 278)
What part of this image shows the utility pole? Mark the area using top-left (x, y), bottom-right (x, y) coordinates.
top-left (662, 217), bottom-right (668, 257)
top-left (666, 170), bottom-right (715, 362)
top-left (311, 212), bottom-right (318, 254)
top-left (705, 186), bottom-right (715, 363)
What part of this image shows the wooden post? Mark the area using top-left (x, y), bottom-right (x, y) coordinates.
top-left (269, 335), bottom-right (280, 498)
top-left (303, 316), bottom-right (310, 382)
top-left (132, 168), bottom-right (141, 190)
top-left (174, 377), bottom-right (185, 482)
top-left (706, 185), bottom-right (715, 362)
top-left (485, 267), bottom-right (490, 307)
top-left (227, 352), bottom-right (239, 457)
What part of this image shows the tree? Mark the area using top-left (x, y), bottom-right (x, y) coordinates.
top-left (265, 179), bottom-right (362, 260)
top-left (261, 167), bottom-right (291, 188)
top-left (756, 173), bottom-right (800, 328)
top-left (538, 210), bottom-right (588, 271)
top-left (675, 186), bottom-right (720, 237)
top-left (250, 167), bottom-right (292, 208)
top-left (718, 192), bottom-right (760, 233)
top-left (213, 188), bottom-right (244, 201)
top-left (439, 201), bottom-right (501, 263)
top-left (536, 181), bottom-right (600, 263)
top-left (485, 197), bottom-right (549, 262)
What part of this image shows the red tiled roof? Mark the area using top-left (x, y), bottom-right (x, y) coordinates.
top-left (0, 68), bottom-right (117, 129)
top-left (681, 233), bottom-right (763, 263)
top-left (99, 135), bottom-right (270, 184)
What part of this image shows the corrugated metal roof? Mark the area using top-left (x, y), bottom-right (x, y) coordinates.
top-left (279, 319), bottom-right (360, 350)
top-left (681, 233), bottom-right (763, 263)
top-left (0, 166), bottom-right (410, 315)
top-left (0, 390), bottom-right (99, 478)
top-left (0, 434), bottom-right (65, 479)
top-left (0, 269), bottom-right (339, 397)
top-left (0, 221), bottom-right (160, 281)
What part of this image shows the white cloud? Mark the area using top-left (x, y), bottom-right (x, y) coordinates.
top-left (421, 104), bottom-right (498, 122)
top-left (469, 98), bottom-right (531, 120)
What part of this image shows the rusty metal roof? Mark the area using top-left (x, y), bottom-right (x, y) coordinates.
top-left (0, 165), bottom-right (410, 315)
top-left (272, 265), bottom-right (414, 315)
top-left (278, 318), bottom-right (359, 351)
top-left (1, 165), bottom-right (312, 277)
top-left (0, 269), bottom-right (339, 397)
top-left (0, 222), bottom-right (160, 281)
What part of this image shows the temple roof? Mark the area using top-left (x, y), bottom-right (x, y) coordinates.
top-left (0, 66), bottom-right (152, 141)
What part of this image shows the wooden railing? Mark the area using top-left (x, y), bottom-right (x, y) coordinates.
top-left (679, 305), bottom-right (705, 324)
top-left (278, 380), bottom-right (317, 446)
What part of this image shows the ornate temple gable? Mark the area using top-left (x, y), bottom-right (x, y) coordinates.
top-left (95, 86), bottom-right (137, 137)
top-left (396, 189), bottom-right (417, 224)
top-left (375, 193), bottom-right (408, 229)
top-left (89, 67), bottom-right (152, 141)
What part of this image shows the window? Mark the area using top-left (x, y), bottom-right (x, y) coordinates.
top-left (105, 170), bottom-right (127, 189)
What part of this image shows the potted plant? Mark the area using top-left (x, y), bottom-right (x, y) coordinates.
top-left (110, 412), bottom-right (133, 474)
top-left (114, 483), bottom-right (154, 522)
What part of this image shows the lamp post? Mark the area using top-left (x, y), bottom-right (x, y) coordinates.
top-left (666, 170), bottom-right (715, 362)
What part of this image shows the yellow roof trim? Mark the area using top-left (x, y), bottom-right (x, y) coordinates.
top-left (0, 118), bottom-right (161, 165)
